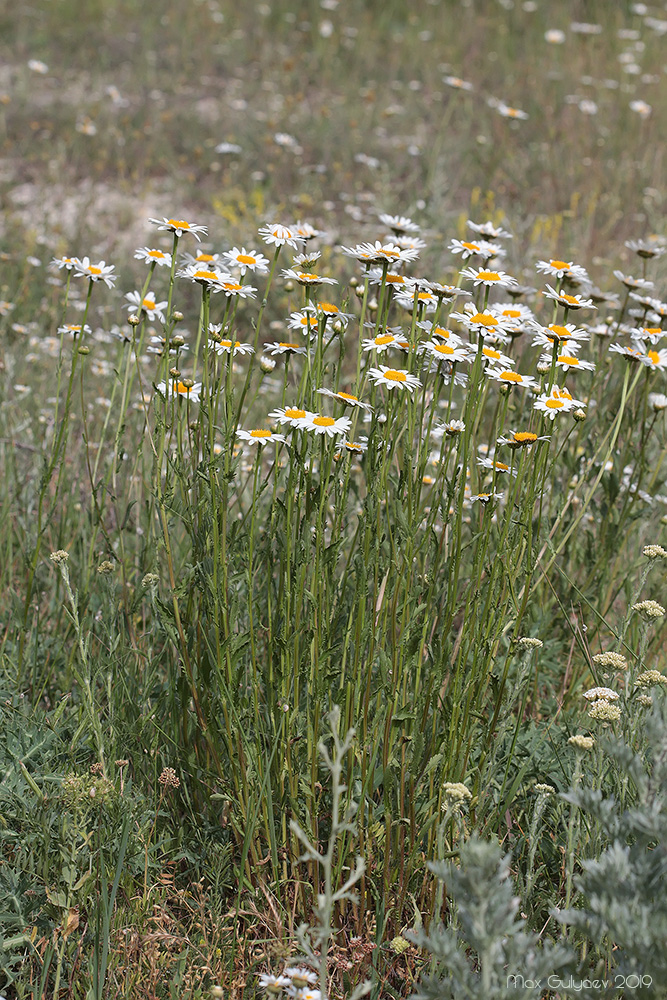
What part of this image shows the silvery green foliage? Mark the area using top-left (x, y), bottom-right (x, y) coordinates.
top-left (557, 697), bottom-right (667, 992)
top-left (409, 837), bottom-right (571, 999)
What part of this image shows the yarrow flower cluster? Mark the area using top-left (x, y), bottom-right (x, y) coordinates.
top-left (632, 600), bottom-right (665, 620)
top-left (442, 781), bottom-right (472, 807)
top-left (568, 735), bottom-right (595, 751)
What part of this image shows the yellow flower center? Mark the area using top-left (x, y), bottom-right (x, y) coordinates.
top-left (194, 270), bottom-right (219, 281)
top-left (384, 370), bottom-right (407, 382)
top-left (88, 265), bottom-right (101, 275)
top-left (417, 291), bottom-right (434, 300)
top-left (478, 271), bottom-right (501, 281)
top-left (223, 282), bottom-right (243, 292)
top-left (502, 308), bottom-right (521, 317)
top-left (494, 461), bottom-right (510, 471)
top-left (375, 334), bottom-right (394, 345)
top-left (546, 398), bottom-right (564, 409)
top-left (551, 260), bottom-right (570, 270)
top-left (514, 432), bottom-right (537, 443)
top-left (318, 302), bottom-right (338, 313)
top-left (142, 298), bottom-right (156, 309)
top-left (279, 342), bottom-right (300, 349)
top-left (314, 416), bottom-right (335, 426)
top-left (559, 355), bottom-right (579, 365)
top-left (386, 274), bottom-right (405, 284)
top-left (196, 253), bottom-right (215, 262)
top-left (433, 326), bottom-right (452, 337)
top-left (148, 250), bottom-right (166, 258)
top-left (237, 254), bottom-right (256, 264)
top-left (337, 392), bottom-right (358, 401)
top-left (250, 429), bottom-right (272, 438)
top-left (500, 371), bottom-right (522, 383)
top-left (549, 325), bottom-right (569, 336)
top-left (382, 249), bottom-right (400, 258)
top-left (168, 219), bottom-right (190, 228)
top-left (647, 351), bottom-right (659, 364)
top-left (299, 272), bottom-right (320, 281)
top-left (285, 408), bottom-right (306, 419)
top-left (176, 382), bottom-right (192, 393)
top-left (220, 340), bottom-right (241, 349)
top-left (644, 328), bottom-right (661, 335)
top-left (435, 344), bottom-right (456, 355)
top-left (482, 347), bottom-right (501, 359)
top-left (462, 242), bottom-right (480, 251)
top-left (470, 313), bottom-right (498, 326)
top-left (560, 293), bottom-right (579, 304)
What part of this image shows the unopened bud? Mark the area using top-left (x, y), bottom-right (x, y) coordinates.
top-left (78, 345), bottom-right (90, 355)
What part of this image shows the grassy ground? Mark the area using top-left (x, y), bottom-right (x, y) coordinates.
top-left (1, 1), bottom-right (667, 998)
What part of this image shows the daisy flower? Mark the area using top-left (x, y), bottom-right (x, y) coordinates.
top-left (378, 213), bottom-right (421, 235)
top-left (423, 341), bottom-right (470, 364)
top-left (125, 291), bottom-right (167, 322)
top-left (219, 280), bottom-right (257, 298)
top-left (368, 366), bottom-right (422, 392)
top-left (50, 255), bottom-right (79, 271)
top-left (443, 419), bottom-right (466, 435)
top-left (258, 224), bottom-right (306, 249)
top-left (640, 346), bottom-right (667, 371)
top-left (536, 259), bottom-right (589, 281)
top-left (181, 251), bottom-right (224, 268)
top-left (339, 241), bottom-right (420, 265)
top-left (459, 267), bottom-right (518, 289)
top-left (608, 343), bottom-right (646, 363)
top-left (632, 326), bottom-right (665, 345)
top-left (293, 220), bottom-right (326, 241)
top-left (497, 430), bottom-right (549, 448)
top-left (443, 75), bottom-right (474, 91)
top-left (478, 456), bottom-right (517, 476)
top-left (497, 103), bottom-right (529, 120)
top-left (287, 309), bottom-right (319, 334)
top-left (223, 247), bottom-right (270, 274)
top-left (268, 406), bottom-right (314, 428)
top-left (292, 250), bottom-right (322, 268)
top-left (209, 338), bottom-right (255, 356)
top-left (362, 331), bottom-right (405, 353)
top-left (134, 247), bottom-right (173, 267)
top-left (394, 288), bottom-right (439, 312)
top-left (304, 413), bottom-right (352, 437)
top-left (543, 285), bottom-right (596, 311)
top-left (539, 352), bottom-right (596, 372)
top-left (492, 303), bottom-right (534, 326)
top-left (156, 379), bottom-right (202, 402)
top-left (73, 257), bottom-right (116, 288)
top-left (264, 341), bottom-right (307, 357)
top-left (393, 235), bottom-right (428, 252)
top-left (450, 304), bottom-right (510, 337)
top-left (149, 217), bottom-right (208, 240)
top-left (479, 345), bottom-right (514, 367)
top-left (419, 323), bottom-right (464, 345)
top-left (469, 491), bottom-right (504, 504)
top-left (368, 269), bottom-right (414, 289)
top-left (317, 387), bottom-right (372, 410)
top-left (343, 438), bottom-right (368, 453)
top-left (257, 974), bottom-right (291, 991)
top-left (625, 239), bottom-right (666, 260)
top-left (281, 268), bottom-right (338, 287)
top-left (449, 238), bottom-right (506, 260)
top-left (467, 221), bottom-right (512, 240)
top-left (487, 369), bottom-right (538, 389)
top-left (237, 428), bottom-right (288, 445)
top-left (531, 322), bottom-right (590, 349)
top-left (57, 323), bottom-right (92, 337)
top-left (177, 264), bottom-right (231, 289)
top-left (533, 387), bottom-right (576, 419)
top-left (613, 270), bottom-right (654, 291)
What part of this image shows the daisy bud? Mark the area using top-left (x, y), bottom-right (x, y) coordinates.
top-left (260, 356), bottom-right (277, 373)
top-left (169, 368), bottom-right (181, 379)
top-left (172, 310), bottom-right (184, 322)
top-left (181, 378), bottom-right (195, 389)
top-left (368, 297), bottom-right (378, 312)
top-left (499, 383), bottom-right (511, 395)
top-left (573, 408), bottom-right (586, 421)
top-left (284, 280), bottom-right (295, 293)
top-left (349, 276), bottom-right (359, 287)
top-left (171, 335), bottom-right (185, 348)
top-left (78, 345), bottom-right (90, 355)
top-left (536, 361), bottom-right (550, 374)
top-left (355, 285), bottom-right (365, 298)
top-left (128, 313), bottom-right (141, 326)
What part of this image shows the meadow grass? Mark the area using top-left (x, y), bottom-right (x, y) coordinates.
top-left (1, 1), bottom-right (667, 997)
